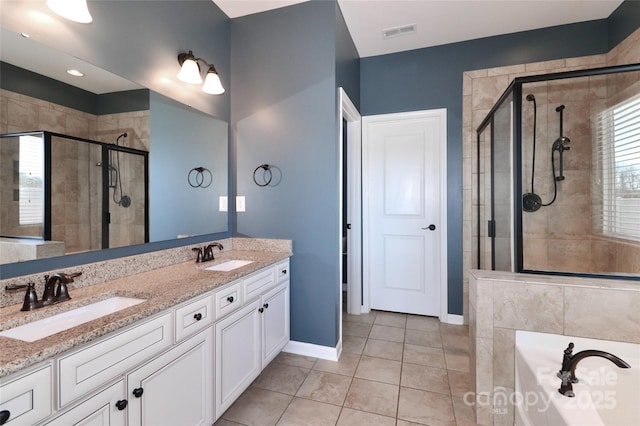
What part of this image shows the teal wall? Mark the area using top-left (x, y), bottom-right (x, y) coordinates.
top-left (149, 92), bottom-right (228, 241)
top-left (231, 1), bottom-right (358, 347)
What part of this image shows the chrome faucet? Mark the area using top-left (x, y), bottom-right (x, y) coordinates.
top-left (557, 342), bottom-right (631, 397)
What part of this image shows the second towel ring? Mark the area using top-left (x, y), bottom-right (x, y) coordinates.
top-left (188, 167), bottom-right (212, 188)
top-left (253, 164), bottom-right (273, 187)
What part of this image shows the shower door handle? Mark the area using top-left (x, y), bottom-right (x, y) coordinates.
top-left (421, 224), bottom-right (436, 231)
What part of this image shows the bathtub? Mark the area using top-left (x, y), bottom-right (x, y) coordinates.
top-left (515, 331), bottom-right (640, 426)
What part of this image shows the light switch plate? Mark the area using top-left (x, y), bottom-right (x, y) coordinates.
top-left (219, 196), bottom-right (228, 212)
top-left (236, 196), bottom-right (246, 212)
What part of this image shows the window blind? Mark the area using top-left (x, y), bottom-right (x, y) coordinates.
top-left (18, 135), bottom-right (44, 226)
top-left (594, 93), bottom-right (640, 241)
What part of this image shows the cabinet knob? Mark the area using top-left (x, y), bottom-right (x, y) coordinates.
top-left (0, 410), bottom-right (11, 425)
top-left (227, 296), bottom-right (234, 303)
top-left (263, 303), bottom-right (269, 309)
top-left (115, 400), bottom-right (128, 410)
top-left (133, 387), bottom-right (144, 398)
top-left (282, 269), bottom-right (287, 275)
top-left (193, 313), bottom-right (203, 321)
top-left (258, 307), bottom-right (264, 313)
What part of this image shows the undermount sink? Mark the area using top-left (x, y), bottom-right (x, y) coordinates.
top-left (204, 260), bottom-right (254, 272)
top-left (0, 297), bottom-right (146, 342)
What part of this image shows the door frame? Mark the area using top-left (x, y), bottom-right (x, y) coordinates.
top-left (362, 109), bottom-right (448, 320)
top-left (338, 88), bottom-right (363, 327)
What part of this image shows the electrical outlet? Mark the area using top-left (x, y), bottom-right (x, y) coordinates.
top-left (236, 196), bottom-right (246, 212)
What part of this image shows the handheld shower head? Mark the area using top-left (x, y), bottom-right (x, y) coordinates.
top-left (526, 94), bottom-right (535, 102)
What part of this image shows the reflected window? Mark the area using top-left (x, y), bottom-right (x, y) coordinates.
top-left (18, 135), bottom-right (44, 225)
top-left (595, 94), bottom-right (640, 241)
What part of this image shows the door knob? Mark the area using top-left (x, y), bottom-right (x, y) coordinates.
top-left (422, 224), bottom-right (436, 231)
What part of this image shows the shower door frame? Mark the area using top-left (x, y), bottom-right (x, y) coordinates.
top-left (476, 63), bottom-right (640, 281)
top-left (0, 130), bottom-right (149, 249)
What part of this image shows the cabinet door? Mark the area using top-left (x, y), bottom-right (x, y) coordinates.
top-left (46, 380), bottom-right (126, 426)
top-left (215, 299), bottom-right (261, 417)
top-left (261, 282), bottom-right (290, 367)
top-left (0, 364), bottom-right (52, 426)
top-left (127, 327), bottom-right (214, 426)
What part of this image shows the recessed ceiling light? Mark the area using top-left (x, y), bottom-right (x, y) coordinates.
top-left (20, 32), bottom-right (30, 38)
top-left (66, 69), bottom-right (84, 77)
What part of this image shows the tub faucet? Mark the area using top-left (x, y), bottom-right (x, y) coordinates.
top-left (557, 342), bottom-right (631, 397)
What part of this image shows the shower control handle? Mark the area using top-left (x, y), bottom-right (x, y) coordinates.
top-left (422, 224), bottom-right (436, 231)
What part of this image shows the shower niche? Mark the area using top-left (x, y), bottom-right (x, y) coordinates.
top-left (0, 131), bottom-right (149, 257)
top-left (474, 63), bottom-right (640, 279)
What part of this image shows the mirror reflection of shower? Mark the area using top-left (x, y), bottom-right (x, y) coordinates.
top-left (109, 133), bottom-right (131, 208)
top-left (522, 94), bottom-right (571, 212)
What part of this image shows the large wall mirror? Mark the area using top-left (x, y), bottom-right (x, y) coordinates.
top-left (0, 27), bottom-right (229, 268)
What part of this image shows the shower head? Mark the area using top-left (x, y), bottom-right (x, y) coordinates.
top-left (526, 94), bottom-right (535, 102)
top-left (116, 132), bottom-right (128, 145)
top-left (555, 105), bottom-right (565, 112)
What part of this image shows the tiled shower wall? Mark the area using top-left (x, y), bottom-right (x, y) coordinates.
top-left (462, 27), bottom-right (640, 321)
top-left (0, 89), bottom-right (149, 254)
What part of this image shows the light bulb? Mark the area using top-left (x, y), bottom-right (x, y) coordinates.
top-left (202, 68), bottom-right (224, 95)
top-left (177, 58), bottom-right (202, 84)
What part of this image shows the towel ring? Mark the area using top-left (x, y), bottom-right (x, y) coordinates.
top-left (253, 164), bottom-right (273, 187)
top-left (188, 167), bottom-right (212, 188)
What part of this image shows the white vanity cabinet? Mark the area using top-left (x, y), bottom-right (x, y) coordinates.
top-left (214, 259), bottom-right (290, 417)
top-left (0, 364), bottom-right (52, 425)
top-left (0, 256), bottom-right (290, 426)
top-left (45, 380), bottom-right (126, 426)
top-left (127, 327), bottom-right (214, 426)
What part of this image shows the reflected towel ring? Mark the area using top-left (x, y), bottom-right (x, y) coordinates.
top-left (188, 167), bottom-right (212, 188)
top-left (253, 164), bottom-right (273, 187)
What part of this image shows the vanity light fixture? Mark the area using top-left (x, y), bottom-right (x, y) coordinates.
top-left (177, 51), bottom-right (225, 95)
top-left (46, 0), bottom-right (93, 23)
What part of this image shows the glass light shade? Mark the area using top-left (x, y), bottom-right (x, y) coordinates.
top-left (202, 69), bottom-right (225, 95)
top-left (46, 0), bottom-right (93, 23)
top-left (177, 59), bottom-right (202, 84)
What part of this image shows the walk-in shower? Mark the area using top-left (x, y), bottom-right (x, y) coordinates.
top-left (474, 63), bottom-right (640, 279)
top-left (0, 131), bottom-right (149, 254)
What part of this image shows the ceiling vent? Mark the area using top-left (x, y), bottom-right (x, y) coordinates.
top-left (382, 24), bottom-right (417, 40)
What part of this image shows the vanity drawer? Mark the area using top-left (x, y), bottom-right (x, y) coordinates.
top-left (57, 312), bottom-right (173, 407)
top-left (276, 260), bottom-right (290, 283)
top-left (175, 294), bottom-right (214, 342)
top-left (0, 364), bottom-right (52, 425)
top-left (214, 280), bottom-right (243, 320)
top-left (243, 267), bottom-right (275, 301)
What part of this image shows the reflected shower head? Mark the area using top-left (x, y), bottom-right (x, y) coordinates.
top-left (526, 94), bottom-right (535, 102)
top-left (116, 132), bottom-right (128, 145)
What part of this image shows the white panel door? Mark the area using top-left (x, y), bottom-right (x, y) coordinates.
top-left (364, 110), bottom-right (445, 316)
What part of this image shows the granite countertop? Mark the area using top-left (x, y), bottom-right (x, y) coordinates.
top-left (0, 249), bottom-right (291, 378)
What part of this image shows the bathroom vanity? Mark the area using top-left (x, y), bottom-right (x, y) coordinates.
top-left (0, 243), bottom-right (291, 425)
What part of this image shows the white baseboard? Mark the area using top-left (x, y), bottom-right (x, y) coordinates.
top-left (282, 339), bottom-right (341, 361)
top-left (441, 314), bottom-right (465, 325)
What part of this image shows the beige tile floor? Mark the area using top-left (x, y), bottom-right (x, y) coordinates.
top-left (216, 309), bottom-right (478, 426)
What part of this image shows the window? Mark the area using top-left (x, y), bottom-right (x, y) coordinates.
top-left (595, 94), bottom-right (640, 241)
top-left (18, 135), bottom-right (44, 226)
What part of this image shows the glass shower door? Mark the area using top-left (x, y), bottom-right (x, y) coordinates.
top-left (106, 146), bottom-right (147, 249)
